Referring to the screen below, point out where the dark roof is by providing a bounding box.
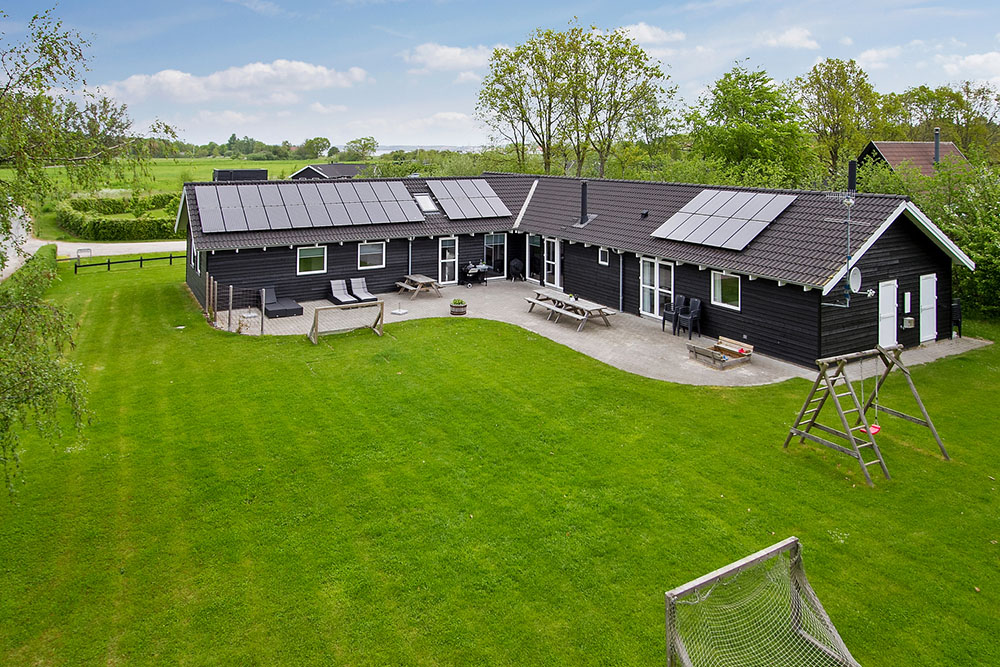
[290,163,366,180]
[860,141,968,177]
[183,174,532,252]
[509,174,909,288]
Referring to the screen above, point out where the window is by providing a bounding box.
[640,257,673,317]
[484,233,506,278]
[358,241,386,270]
[598,247,610,266]
[711,271,741,310]
[297,246,327,275]
[414,194,437,212]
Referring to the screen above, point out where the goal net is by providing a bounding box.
[309,301,384,344]
[666,537,860,667]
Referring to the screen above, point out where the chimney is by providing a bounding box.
[847,160,857,193]
[580,181,588,225]
[934,127,941,164]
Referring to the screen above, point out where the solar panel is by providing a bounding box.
[651,189,796,251]
[344,202,370,225]
[199,206,224,232]
[217,185,242,208]
[287,205,312,228]
[196,181,428,233]
[426,179,511,221]
[335,182,360,203]
[354,182,377,202]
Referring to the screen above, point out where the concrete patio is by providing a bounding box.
[214,279,990,387]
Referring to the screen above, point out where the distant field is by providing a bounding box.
[0,261,997,665]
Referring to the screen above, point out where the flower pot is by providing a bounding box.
[450,303,467,316]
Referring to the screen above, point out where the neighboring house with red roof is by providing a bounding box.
[858,137,969,177]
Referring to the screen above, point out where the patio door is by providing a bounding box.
[878,279,898,347]
[640,258,673,317]
[484,233,506,279]
[920,273,937,342]
[439,237,458,284]
[544,237,561,288]
[527,234,543,282]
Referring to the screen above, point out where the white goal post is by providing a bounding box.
[308,300,384,344]
[665,537,861,667]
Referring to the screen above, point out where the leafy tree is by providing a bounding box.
[1,8,171,488]
[342,136,378,162]
[688,61,815,187]
[299,136,331,159]
[792,58,895,177]
[327,145,341,158]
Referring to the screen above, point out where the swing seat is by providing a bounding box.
[860,424,881,435]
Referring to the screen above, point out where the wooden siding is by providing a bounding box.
[672,265,821,366]
[820,216,953,358]
[562,243,623,309]
[185,219,206,307]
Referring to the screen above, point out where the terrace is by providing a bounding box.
[213,279,986,386]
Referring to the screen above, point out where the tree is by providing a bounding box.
[341,136,378,162]
[299,136,331,159]
[688,61,816,187]
[1,8,172,488]
[327,145,341,158]
[792,58,894,177]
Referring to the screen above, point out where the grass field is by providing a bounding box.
[1,261,998,665]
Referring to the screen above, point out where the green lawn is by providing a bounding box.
[1,261,997,665]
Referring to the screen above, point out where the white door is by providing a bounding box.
[878,280,898,347]
[543,238,560,288]
[920,273,937,343]
[439,237,458,284]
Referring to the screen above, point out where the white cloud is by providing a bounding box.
[621,22,685,45]
[224,0,287,17]
[857,46,903,70]
[98,60,370,105]
[935,51,1000,81]
[309,102,348,114]
[402,43,496,74]
[840,36,854,47]
[760,27,819,50]
[454,71,481,84]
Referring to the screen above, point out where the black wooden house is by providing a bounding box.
[176,174,973,366]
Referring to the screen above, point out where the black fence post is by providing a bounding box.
[107,257,111,271]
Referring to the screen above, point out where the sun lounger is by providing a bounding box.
[330,279,359,305]
[263,287,303,318]
[349,277,378,303]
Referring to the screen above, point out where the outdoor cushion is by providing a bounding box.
[349,277,378,302]
[330,279,359,305]
[262,286,302,318]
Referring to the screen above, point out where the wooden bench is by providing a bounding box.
[395,281,419,292]
[525,296,588,329]
[687,336,754,370]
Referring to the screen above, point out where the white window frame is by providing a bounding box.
[414,194,437,212]
[296,245,327,276]
[639,257,674,318]
[598,247,610,266]
[357,241,386,270]
[711,271,741,311]
[483,233,506,279]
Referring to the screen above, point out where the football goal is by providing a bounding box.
[665,537,860,667]
[308,300,384,344]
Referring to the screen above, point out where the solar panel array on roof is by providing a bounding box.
[650,189,797,251]
[426,179,512,220]
[193,181,425,233]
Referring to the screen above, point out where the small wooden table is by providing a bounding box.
[526,287,616,331]
[396,274,442,300]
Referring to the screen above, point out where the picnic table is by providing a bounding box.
[395,274,442,300]
[525,287,616,332]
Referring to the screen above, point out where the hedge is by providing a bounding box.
[67,192,181,215]
[0,244,57,297]
[55,200,184,241]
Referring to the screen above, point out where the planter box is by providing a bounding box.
[687,337,754,370]
[450,304,467,316]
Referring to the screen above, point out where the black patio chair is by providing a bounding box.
[348,277,378,303]
[262,287,303,318]
[662,294,687,334]
[676,297,702,340]
[329,279,359,305]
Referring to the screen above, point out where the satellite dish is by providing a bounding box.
[849,267,863,293]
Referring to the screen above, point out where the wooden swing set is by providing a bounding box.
[784,344,949,486]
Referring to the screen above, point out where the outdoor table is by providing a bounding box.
[528,287,616,331]
[397,274,442,300]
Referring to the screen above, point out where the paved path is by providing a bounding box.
[1,209,184,281]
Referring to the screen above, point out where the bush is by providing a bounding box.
[55,200,183,241]
[67,192,180,216]
[0,244,58,299]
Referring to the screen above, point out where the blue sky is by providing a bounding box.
[5,1,1000,147]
